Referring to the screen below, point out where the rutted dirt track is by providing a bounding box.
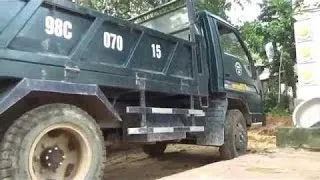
[104,145,220,180]
[103,116,320,180]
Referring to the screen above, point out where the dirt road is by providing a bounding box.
[161,148,320,180]
[104,145,220,180]
[104,116,320,180]
[103,128,276,180]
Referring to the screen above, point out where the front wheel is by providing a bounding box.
[0,104,106,180]
[219,109,248,160]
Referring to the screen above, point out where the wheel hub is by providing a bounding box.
[40,146,65,172]
[30,124,92,180]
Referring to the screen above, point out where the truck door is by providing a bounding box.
[216,22,263,116]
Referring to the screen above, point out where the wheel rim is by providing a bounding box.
[234,123,247,154]
[29,123,92,180]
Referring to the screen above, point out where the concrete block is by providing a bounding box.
[276,127,320,150]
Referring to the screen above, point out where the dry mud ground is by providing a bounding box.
[104,116,320,180]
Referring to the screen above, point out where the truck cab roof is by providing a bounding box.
[199,10,237,31]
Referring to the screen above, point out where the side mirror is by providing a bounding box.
[265,42,275,63]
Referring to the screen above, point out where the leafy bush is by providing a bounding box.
[264,89,291,115]
[269,107,291,117]
[264,90,277,113]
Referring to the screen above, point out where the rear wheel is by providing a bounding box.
[219,109,248,160]
[0,104,106,180]
[142,142,167,157]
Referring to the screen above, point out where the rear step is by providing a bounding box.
[126,106,205,135]
[126,106,205,116]
[128,126,204,135]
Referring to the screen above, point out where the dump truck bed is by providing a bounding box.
[0,0,207,96]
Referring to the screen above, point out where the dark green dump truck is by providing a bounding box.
[0,0,264,179]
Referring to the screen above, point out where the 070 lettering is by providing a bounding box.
[103,32,123,52]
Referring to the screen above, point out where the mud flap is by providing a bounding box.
[196,97,228,146]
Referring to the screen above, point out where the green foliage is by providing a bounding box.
[78,0,248,20]
[77,0,167,18]
[264,81,291,116]
[264,89,278,113]
[240,0,296,63]
[196,0,232,19]
[240,21,266,60]
[196,0,249,20]
[264,89,291,115]
[268,106,291,117]
[240,0,297,112]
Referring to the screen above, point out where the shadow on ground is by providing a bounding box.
[104,116,289,180]
[104,145,220,180]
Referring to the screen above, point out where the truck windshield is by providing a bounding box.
[130,0,191,41]
[218,26,248,63]
[218,24,252,77]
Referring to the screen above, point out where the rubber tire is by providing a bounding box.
[0,104,106,180]
[142,142,167,157]
[219,109,248,160]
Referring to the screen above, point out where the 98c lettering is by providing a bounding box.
[45,16,72,40]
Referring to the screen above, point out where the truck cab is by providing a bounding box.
[202,12,264,124]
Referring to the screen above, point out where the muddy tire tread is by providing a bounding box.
[0,104,106,180]
[219,109,248,160]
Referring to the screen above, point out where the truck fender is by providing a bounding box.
[0,78,122,123]
[226,93,251,126]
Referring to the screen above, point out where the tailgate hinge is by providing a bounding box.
[64,65,80,80]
